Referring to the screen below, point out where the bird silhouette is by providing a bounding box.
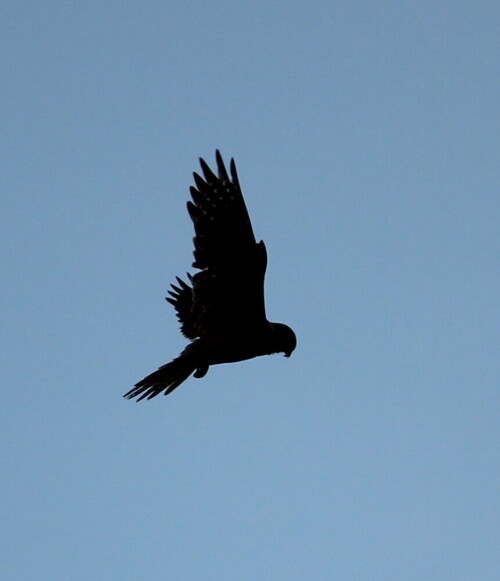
[125,151,296,401]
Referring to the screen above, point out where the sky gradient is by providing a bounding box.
[2,2,499,580]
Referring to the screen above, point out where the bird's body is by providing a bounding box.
[125,151,296,401]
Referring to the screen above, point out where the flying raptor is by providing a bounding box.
[125,151,296,401]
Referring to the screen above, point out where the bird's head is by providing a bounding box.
[269,322,297,358]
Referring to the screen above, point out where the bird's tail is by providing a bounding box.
[124,355,195,401]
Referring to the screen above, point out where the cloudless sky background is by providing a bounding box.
[2,1,499,579]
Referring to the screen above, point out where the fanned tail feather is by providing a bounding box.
[124,356,195,401]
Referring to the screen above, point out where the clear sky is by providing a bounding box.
[2,2,499,580]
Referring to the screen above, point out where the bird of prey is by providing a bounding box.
[125,151,296,401]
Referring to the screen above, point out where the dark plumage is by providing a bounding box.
[125,151,296,401]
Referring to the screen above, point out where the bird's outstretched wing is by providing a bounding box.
[187,150,268,337]
[165,275,197,339]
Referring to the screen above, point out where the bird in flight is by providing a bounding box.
[125,151,296,401]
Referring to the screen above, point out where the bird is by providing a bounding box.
[124,151,296,401]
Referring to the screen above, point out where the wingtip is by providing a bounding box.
[215,149,231,182]
[230,157,239,186]
[199,157,217,182]
[186,200,197,219]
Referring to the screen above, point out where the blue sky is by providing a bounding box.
[2,1,499,579]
